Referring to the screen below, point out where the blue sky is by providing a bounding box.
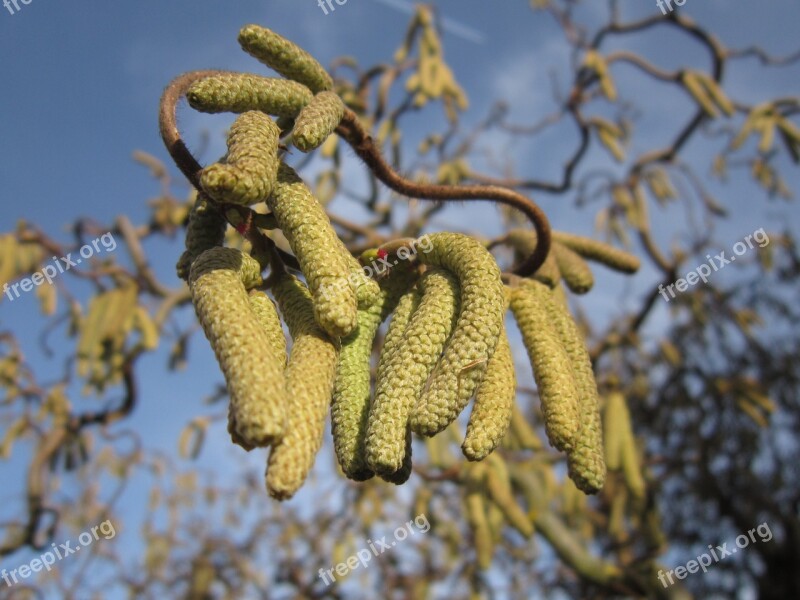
[1,0,799,596]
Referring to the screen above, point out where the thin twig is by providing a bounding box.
[336,109,552,276]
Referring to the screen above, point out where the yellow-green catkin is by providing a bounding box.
[186,73,313,118]
[366,267,460,476]
[331,265,418,480]
[508,404,544,451]
[505,229,561,287]
[238,24,334,94]
[409,233,506,436]
[227,290,288,451]
[603,392,626,471]
[267,163,358,337]
[604,392,645,499]
[200,111,281,205]
[509,281,580,453]
[248,291,287,362]
[552,231,640,273]
[552,241,594,294]
[292,91,345,152]
[267,273,340,500]
[188,248,286,449]
[485,454,534,538]
[176,194,227,281]
[378,282,422,365]
[342,244,381,309]
[462,324,516,461]
[379,427,413,486]
[526,279,606,494]
[464,462,494,570]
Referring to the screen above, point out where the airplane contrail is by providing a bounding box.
[370,0,487,44]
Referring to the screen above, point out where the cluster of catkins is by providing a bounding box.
[174,24,640,500]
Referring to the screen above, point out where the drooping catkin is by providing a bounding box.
[292,91,345,152]
[523,279,606,494]
[462,323,516,461]
[331,265,418,481]
[485,454,534,538]
[604,392,645,498]
[552,231,640,274]
[356,281,421,482]
[238,24,334,94]
[366,267,460,476]
[505,229,561,287]
[508,404,544,451]
[378,281,421,362]
[268,163,358,337]
[342,243,381,309]
[620,420,646,500]
[267,273,340,500]
[186,73,313,118]
[603,392,626,471]
[409,233,506,436]
[200,111,281,205]
[188,248,286,449]
[379,427,413,486]
[463,462,494,570]
[176,194,227,281]
[509,282,580,453]
[551,241,594,294]
[226,290,288,451]
[248,290,287,363]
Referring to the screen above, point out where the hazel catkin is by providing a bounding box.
[266,273,340,500]
[551,241,594,294]
[464,462,494,570]
[267,163,358,338]
[227,290,288,451]
[552,231,640,274]
[176,194,227,281]
[331,264,418,480]
[366,267,460,476]
[524,279,606,494]
[200,111,281,205]
[485,454,534,538]
[462,323,516,461]
[505,229,561,287]
[409,233,506,436]
[291,91,345,152]
[186,73,313,118]
[509,282,580,453]
[248,290,287,363]
[188,248,286,449]
[238,24,334,94]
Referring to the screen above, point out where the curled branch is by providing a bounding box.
[160,70,552,276]
[336,109,551,276]
[159,70,228,190]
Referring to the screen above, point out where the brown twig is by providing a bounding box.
[336,109,552,276]
[158,70,228,190]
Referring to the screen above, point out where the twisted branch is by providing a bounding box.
[159,72,552,277]
[335,109,551,276]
